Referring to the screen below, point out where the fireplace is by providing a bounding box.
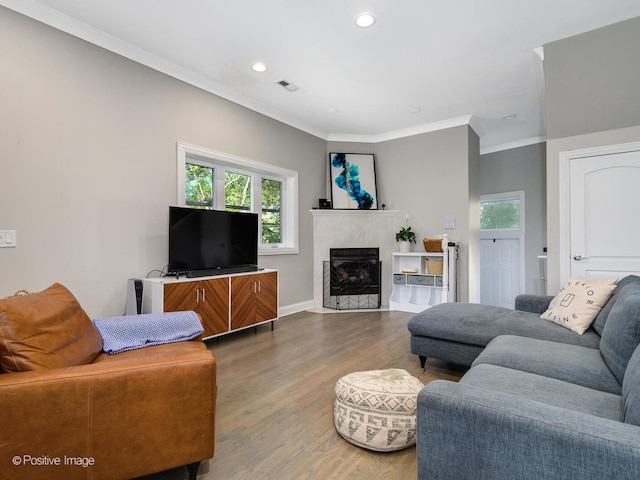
[323,247,381,310]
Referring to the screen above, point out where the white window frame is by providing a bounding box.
[177,142,298,255]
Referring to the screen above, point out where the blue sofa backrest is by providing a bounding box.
[593,275,640,335]
[622,343,640,426]
[599,278,640,384]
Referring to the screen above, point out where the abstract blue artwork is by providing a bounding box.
[329,153,378,210]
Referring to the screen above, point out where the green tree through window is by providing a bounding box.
[480,199,520,229]
[262,178,282,244]
[225,172,251,212]
[185,164,213,208]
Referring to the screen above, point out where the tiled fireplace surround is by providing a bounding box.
[310,209,400,310]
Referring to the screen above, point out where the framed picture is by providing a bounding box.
[329,153,378,210]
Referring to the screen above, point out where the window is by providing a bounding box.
[225,171,251,212]
[177,142,298,255]
[261,178,282,244]
[480,193,523,230]
[185,164,214,209]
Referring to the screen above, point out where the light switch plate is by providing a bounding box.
[0,230,17,248]
[444,217,456,230]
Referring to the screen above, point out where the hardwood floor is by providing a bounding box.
[145,310,465,480]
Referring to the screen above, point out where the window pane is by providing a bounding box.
[480,199,520,229]
[185,163,213,209]
[225,172,251,212]
[262,178,282,244]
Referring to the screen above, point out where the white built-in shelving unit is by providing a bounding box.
[390,238,457,313]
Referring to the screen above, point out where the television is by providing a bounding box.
[168,206,259,278]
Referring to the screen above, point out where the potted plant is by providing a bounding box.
[395,226,416,252]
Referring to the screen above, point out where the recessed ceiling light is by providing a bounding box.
[502,114,517,120]
[251,62,267,73]
[328,108,340,115]
[409,107,422,114]
[355,12,376,28]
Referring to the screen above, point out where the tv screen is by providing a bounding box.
[168,206,259,277]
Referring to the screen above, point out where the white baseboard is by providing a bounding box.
[279,299,315,317]
[279,299,393,316]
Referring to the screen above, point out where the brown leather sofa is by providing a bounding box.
[0,283,216,480]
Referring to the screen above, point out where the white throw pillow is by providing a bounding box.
[540,277,618,334]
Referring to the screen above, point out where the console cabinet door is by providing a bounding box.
[230,272,278,330]
[255,271,278,323]
[163,279,230,337]
[199,278,230,336]
[164,282,199,312]
[230,274,257,330]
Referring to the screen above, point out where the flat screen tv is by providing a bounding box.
[168,206,259,277]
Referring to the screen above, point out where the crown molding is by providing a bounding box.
[327,115,483,144]
[480,136,547,155]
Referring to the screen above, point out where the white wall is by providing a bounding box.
[0,8,325,317]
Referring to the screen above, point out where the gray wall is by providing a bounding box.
[0,8,326,317]
[328,125,480,302]
[478,143,547,293]
[544,16,640,292]
[545,16,640,139]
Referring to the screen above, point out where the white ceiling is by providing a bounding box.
[5,0,640,152]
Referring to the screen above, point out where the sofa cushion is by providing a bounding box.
[592,275,640,335]
[622,344,640,426]
[0,283,102,372]
[407,303,601,350]
[599,287,640,385]
[461,364,623,421]
[472,335,621,394]
[540,278,617,334]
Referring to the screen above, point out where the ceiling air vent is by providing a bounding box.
[277,80,300,92]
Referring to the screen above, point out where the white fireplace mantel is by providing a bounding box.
[309,209,400,217]
[311,209,401,310]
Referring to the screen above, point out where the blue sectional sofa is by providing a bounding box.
[410,275,640,479]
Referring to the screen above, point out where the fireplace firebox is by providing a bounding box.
[323,247,381,310]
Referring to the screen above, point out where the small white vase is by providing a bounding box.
[399,241,411,253]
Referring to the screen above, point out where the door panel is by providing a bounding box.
[164,282,198,312]
[200,277,230,336]
[570,149,640,279]
[480,238,521,308]
[255,272,278,322]
[230,275,257,330]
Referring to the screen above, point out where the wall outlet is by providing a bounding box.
[0,230,17,248]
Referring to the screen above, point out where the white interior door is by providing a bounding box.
[480,237,521,308]
[563,143,640,280]
[480,191,525,308]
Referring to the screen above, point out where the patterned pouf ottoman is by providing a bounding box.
[334,368,423,452]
